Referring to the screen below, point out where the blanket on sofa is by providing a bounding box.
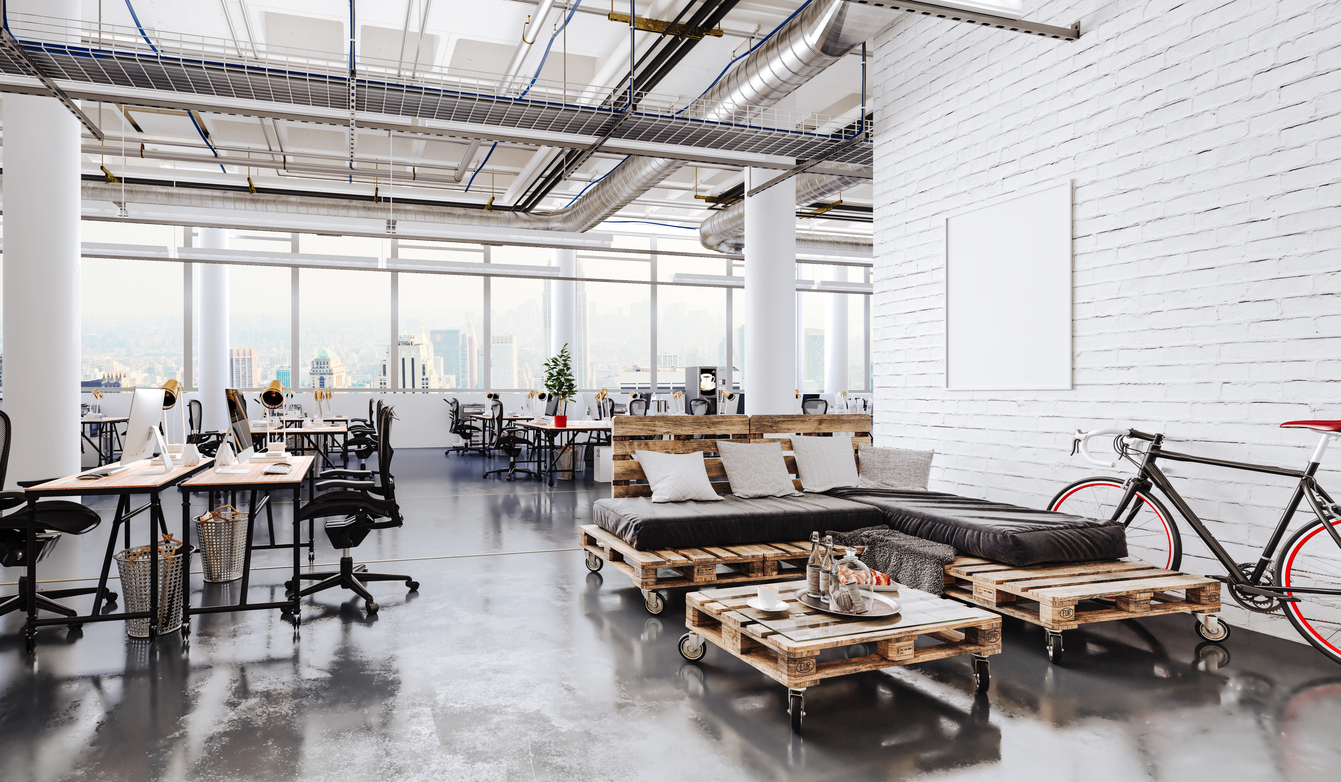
[827,525,956,595]
[828,488,1128,567]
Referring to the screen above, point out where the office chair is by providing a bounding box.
[483,400,538,481]
[599,397,615,419]
[185,398,224,457]
[0,410,110,627]
[290,406,417,614]
[688,398,710,416]
[629,398,649,416]
[344,400,385,469]
[444,398,485,456]
[801,397,829,415]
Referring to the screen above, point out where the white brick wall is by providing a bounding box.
[871,0,1341,642]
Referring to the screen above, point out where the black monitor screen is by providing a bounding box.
[225,389,253,454]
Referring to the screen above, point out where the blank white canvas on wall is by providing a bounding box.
[945,181,1072,390]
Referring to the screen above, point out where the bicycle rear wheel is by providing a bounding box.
[1049,477,1182,571]
[1278,519,1341,665]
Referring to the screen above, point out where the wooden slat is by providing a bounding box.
[1032,573,1220,602]
[614,415,749,437]
[750,414,872,434]
[612,457,731,482]
[613,439,731,456]
[767,435,871,452]
[970,561,1156,585]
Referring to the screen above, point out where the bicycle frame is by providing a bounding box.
[1108,430,1341,598]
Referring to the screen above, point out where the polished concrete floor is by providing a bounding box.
[2,449,1340,781]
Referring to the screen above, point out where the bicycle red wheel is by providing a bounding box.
[1049,477,1182,571]
[1278,519,1341,666]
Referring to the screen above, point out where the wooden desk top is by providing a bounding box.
[519,419,612,431]
[251,422,348,434]
[26,459,213,495]
[471,413,535,421]
[181,455,316,489]
[81,416,128,424]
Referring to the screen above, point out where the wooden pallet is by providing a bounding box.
[579,524,812,591]
[943,556,1222,631]
[686,582,1001,690]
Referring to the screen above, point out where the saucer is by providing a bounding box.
[746,597,789,614]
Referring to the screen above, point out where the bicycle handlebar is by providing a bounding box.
[1073,428,1131,468]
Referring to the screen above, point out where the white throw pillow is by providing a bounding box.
[857,446,934,490]
[635,450,723,503]
[717,440,801,498]
[790,435,860,492]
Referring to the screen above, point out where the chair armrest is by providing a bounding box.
[315,478,377,491]
[16,479,60,489]
[319,468,373,478]
[0,492,28,512]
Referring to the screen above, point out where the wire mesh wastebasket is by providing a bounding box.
[195,505,248,582]
[114,536,187,638]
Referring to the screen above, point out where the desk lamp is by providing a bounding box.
[261,380,287,453]
[161,379,203,465]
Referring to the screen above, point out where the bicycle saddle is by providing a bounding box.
[1280,420,1341,432]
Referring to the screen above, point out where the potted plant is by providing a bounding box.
[542,344,577,428]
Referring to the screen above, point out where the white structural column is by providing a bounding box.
[1,0,82,485]
[825,265,850,394]
[197,228,231,431]
[550,248,577,356]
[743,168,797,414]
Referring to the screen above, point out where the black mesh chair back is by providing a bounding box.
[629,398,649,416]
[802,398,829,415]
[544,395,561,417]
[688,398,710,416]
[187,399,203,435]
[447,397,462,426]
[0,408,10,488]
[376,406,399,514]
[599,397,614,418]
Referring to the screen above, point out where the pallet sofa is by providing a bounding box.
[579,414,1222,661]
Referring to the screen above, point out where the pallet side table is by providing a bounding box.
[943,556,1223,663]
[681,581,1002,732]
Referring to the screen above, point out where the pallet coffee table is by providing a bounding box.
[680,581,1002,733]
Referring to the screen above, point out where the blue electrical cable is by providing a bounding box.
[561,156,628,207]
[602,220,697,230]
[675,0,814,116]
[123,0,226,172]
[469,0,584,193]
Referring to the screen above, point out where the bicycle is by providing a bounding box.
[1050,421,1341,665]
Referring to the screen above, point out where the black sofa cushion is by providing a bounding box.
[592,493,885,551]
[830,488,1127,567]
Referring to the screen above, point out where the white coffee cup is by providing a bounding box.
[756,584,784,610]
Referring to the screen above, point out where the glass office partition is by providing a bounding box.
[298,268,390,389]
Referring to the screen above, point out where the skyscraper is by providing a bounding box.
[491,334,517,389]
[229,347,257,388]
[429,329,462,388]
[380,333,442,389]
[804,328,825,388]
[275,365,291,388]
[462,319,480,389]
[310,349,348,389]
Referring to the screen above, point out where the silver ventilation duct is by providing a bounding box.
[699,170,871,253]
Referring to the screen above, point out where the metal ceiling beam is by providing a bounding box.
[0,29,104,139]
[879,1,1080,40]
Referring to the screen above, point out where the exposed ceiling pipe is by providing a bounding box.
[699,171,872,254]
[453,139,482,182]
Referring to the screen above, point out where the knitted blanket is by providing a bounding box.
[827,525,956,595]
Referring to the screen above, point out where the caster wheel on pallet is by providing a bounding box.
[678,633,706,661]
[972,656,991,693]
[644,591,666,615]
[585,551,604,572]
[788,691,805,734]
[1046,632,1064,664]
[366,601,379,614]
[1195,615,1230,642]
[406,580,420,592]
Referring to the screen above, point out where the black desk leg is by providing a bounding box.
[307,471,316,560]
[290,483,301,635]
[24,498,38,653]
[148,492,160,641]
[238,489,258,607]
[181,487,192,637]
[92,495,129,616]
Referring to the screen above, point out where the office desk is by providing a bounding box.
[518,420,611,486]
[179,456,316,635]
[252,422,348,468]
[80,416,128,466]
[21,459,212,651]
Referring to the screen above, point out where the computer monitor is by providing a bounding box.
[224,389,256,463]
[118,387,166,465]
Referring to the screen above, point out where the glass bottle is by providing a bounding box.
[805,532,823,598]
[818,535,835,599]
[828,546,874,614]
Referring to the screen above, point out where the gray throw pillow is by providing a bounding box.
[635,450,723,503]
[718,440,802,498]
[790,435,859,492]
[858,446,934,490]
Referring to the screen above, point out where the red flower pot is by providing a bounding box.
[554,415,568,428]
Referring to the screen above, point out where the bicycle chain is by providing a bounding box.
[1229,562,1282,614]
